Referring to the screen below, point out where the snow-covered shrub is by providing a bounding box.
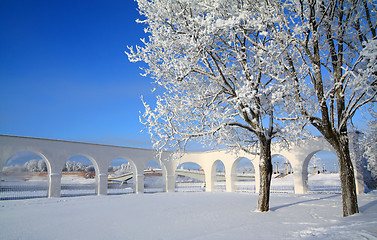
[37,160,47,172]
[24,160,39,172]
[63,161,85,172]
[363,109,377,189]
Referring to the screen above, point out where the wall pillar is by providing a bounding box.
[134,174,144,194]
[97,173,108,195]
[48,173,62,198]
[225,171,235,192]
[293,171,308,194]
[354,168,365,195]
[165,175,176,192]
[205,170,213,192]
[349,130,365,194]
[352,154,365,195]
[254,166,260,193]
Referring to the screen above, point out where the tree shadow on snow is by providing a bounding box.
[269,194,340,211]
[359,199,377,213]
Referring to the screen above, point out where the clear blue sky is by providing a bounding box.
[0,1,342,171]
[0,0,154,148]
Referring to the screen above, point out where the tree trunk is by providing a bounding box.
[257,137,273,212]
[327,133,359,217]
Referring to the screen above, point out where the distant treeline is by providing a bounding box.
[3,159,47,173]
[3,160,95,173]
[3,160,130,174]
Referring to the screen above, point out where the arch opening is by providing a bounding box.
[144,160,163,193]
[306,151,340,192]
[175,162,205,192]
[213,160,226,192]
[107,158,135,195]
[1,151,49,200]
[233,158,255,192]
[271,155,294,193]
[60,155,97,197]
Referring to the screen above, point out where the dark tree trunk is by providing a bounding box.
[257,137,273,212]
[327,133,359,217]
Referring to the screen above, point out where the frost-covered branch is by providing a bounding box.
[130,0,302,154]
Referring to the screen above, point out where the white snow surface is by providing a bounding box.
[1,191,377,240]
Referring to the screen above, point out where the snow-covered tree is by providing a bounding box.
[37,160,47,172]
[258,0,376,216]
[128,0,376,216]
[3,164,25,174]
[24,160,39,172]
[63,161,85,172]
[363,104,377,189]
[128,0,303,212]
[9,159,47,173]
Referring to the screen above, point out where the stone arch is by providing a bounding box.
[144,160,163,193]
[303,151,319,177]
[303,150,338,174]
[270,154,294,193]
[1,150,52,175]
[74,154,99,174]
[230,157,256,192]
[304,150,340,192]
[1,150,51,200]
[209,159,226,192]
[107,157,136,195]
[60,154,98,197]
[175,162,205,192]
[271,154,293,175]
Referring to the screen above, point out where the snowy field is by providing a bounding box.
[0,190,376,240]
[0,174,375,239]
[0,173,342,200]
[0,174,376,240]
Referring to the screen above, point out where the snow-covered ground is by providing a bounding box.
[0,191,376,240]
[1,173,342,199]
[1,173,376,239]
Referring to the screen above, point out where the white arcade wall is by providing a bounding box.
[0,135,365,197]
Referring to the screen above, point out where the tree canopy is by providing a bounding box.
[127,0,376,216]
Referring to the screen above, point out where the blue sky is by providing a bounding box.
[0,0,341,170]
[0,0,154,148]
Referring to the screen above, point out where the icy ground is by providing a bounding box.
[0,191,376,240]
